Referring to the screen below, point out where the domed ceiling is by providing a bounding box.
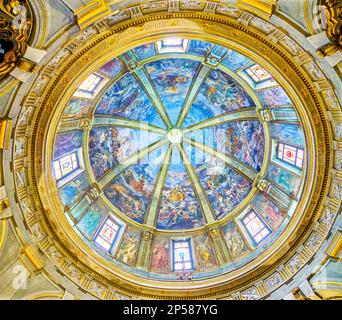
[52,38,306,280]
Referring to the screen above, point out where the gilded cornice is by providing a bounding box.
[317,0,342,57]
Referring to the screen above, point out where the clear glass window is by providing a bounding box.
[162,38,184,47]
[157,38,188,53]
[78,74,102,93]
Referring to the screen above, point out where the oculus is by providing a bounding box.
[167,129,183,144]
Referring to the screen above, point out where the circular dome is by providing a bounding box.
[51,38,307,282]
[87,47,266,232]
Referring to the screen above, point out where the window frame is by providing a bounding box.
[93,217,121,253]
[244,63,272,83]
[277,141,304,169]
[77,74,102,94]
[54,151,80,181]
[242,209,272,245]
[171,239,195,272]
[157,38,189,53]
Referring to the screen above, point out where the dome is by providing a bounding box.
[52,38,306,281]
[3,0,340,301]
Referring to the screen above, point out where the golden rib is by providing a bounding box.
[98,139,168,189]
[178,144,216,224]
[133,69,172,129]
[93,116,167,135]
[183,108,258,133]
[144,145,172,227]
[183,137,257,181]
[176,64,212,128]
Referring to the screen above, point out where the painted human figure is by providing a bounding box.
[225,224,248,259]
[263,203,283,227]
[117,235,138,266]
[152,241,169,271]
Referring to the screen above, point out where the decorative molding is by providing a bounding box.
[0,118,12,149]
[74,0,111,30]
[237,0,277,20]
[0,0,33,80]
[317,0,341,57]
[325,230,342,259]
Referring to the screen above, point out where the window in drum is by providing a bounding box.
[157,38,188,53]
[242,210,271,244]
[172,239,194,272]
[54,152,79,180]
[245,64,272,82]
[277,142,304,169]
[94,218,120,251]
[78,74,102,93]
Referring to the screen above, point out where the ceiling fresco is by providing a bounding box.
[183,69,255,128]
[95,73,166,128]
[145,58,200,125]
[52,38,306,280]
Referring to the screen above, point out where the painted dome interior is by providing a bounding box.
[52,38,306,280]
